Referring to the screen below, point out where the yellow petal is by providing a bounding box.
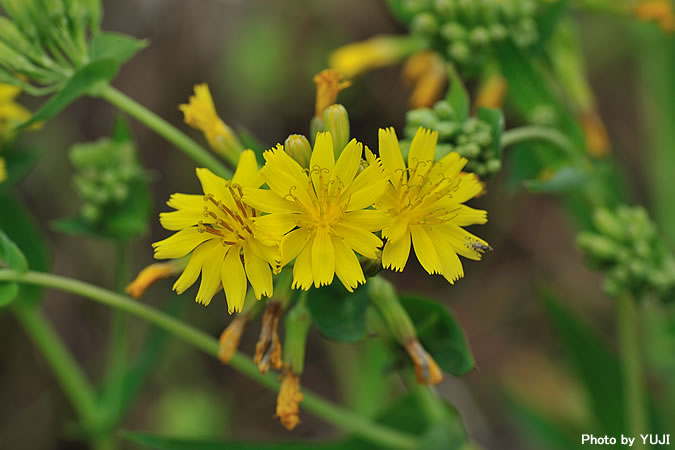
[382,232,411,272]
[332,236,365,292]
[343,209,388,232]
[196,243,227,306]
[312,229,335,288]
[453,173,483,203]
[167,193,204,210]
[281,227,311,266]
[243,242,273,299]
[332,138,361,189]
[425,226,464,284]
[233,149,264,188]
[378,127,406,184]
[407,127,438,171]
[159,210,203,230]
[222,245,247,313]
[292,236,314,290]
[382,217,409,242]
[334,223,382,259]
[452,205,487,226]
[309,132,335,191]
[261,146,313,207]
[254,213,298,238]
[172,239,222,294]
[440,222,489,261]
[411,225,443,275]
[243,188,295,214]
[346,159,389,211]
[153,227,213,259]
[196,167,231,200]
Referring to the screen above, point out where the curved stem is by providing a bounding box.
[95,84,233,179]
[12,305,100,428]
[0,269,418,449]
[617,294,648,449]
[501,126,578,161]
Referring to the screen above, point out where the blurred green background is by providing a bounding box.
[0,0,672,449]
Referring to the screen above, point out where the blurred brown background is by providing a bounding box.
[0,1,655,449]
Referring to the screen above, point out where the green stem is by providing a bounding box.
[12,305,99,428]
[501,126,578,162]
[95,84,233,179]
[0,270,418,449]
[617,294,648,448]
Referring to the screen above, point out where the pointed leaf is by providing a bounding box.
[446,70,469,123]
[307,284,368,343]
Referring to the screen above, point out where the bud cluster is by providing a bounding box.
[577,206,675,301]
[397,0,540,69]
[404,99,502,177]
[69,138,145,224]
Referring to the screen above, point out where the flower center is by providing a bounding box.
[392,160,462,226]
[198,183,256,245]
[292,165,349,233]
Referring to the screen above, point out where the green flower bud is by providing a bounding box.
[457,134,469,145]
[406,108,438,128]
[470,27,491,46]
[81,203,100,223]
[485,158,502,174]
[449,41,472,63]
[282,297,312,374]
[474,130,492,147]
[434,0,457,18]
[322,104,350,156]
[432,100,455,120]
[402,0,431,15]
[592,209,626,243]
[284,134,312,169]
[360,254,383,278]
[411,13,439,35]
[577,232,618,261]
[463,143,481,158]
[440,22,466,41]
[436,121,459,140]
[111,184,129,203]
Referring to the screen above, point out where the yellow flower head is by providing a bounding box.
[313,69,351,118]
[153,150,278,313]
[377,127,489,283]
[244,132,389,291]
[179,83,243,162]
[634,0,675,31]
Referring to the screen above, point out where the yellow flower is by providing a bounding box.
[377,127,489,283]
[153,150,278,313]
[179,83,243,164]
[0,83,31,138]
[244,132,389,291]
[313,69,351,118]
[634,0,675,31]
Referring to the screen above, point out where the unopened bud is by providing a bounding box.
[125,259,186,299]
[284,134,311,169]
[405,339,444,385]
[592,209,625,243]
[322,104,350,157]
[360,252,383,278]
[577,232,618,262]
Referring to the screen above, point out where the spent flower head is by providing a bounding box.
[153,150,279,313]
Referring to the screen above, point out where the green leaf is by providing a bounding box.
[0,193,48,305]
[385,0,416,25]
[539,290,625,436]
[88,32,148,66]
[476,107,504,160]
[399,295,474,376]
[0,147,42,192]
[524,167,589,193]
[20,59,120,128]
[306,284,368,343]
[446,69,469,123]
[533,0,570,52]
[53,179,151,239]
[0,228,28,307]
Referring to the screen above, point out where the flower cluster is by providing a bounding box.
[577,206,675,301]
[153,126,489,312]
[398,0,540,69]
[404,99,503,178]
[70,137,146,224]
